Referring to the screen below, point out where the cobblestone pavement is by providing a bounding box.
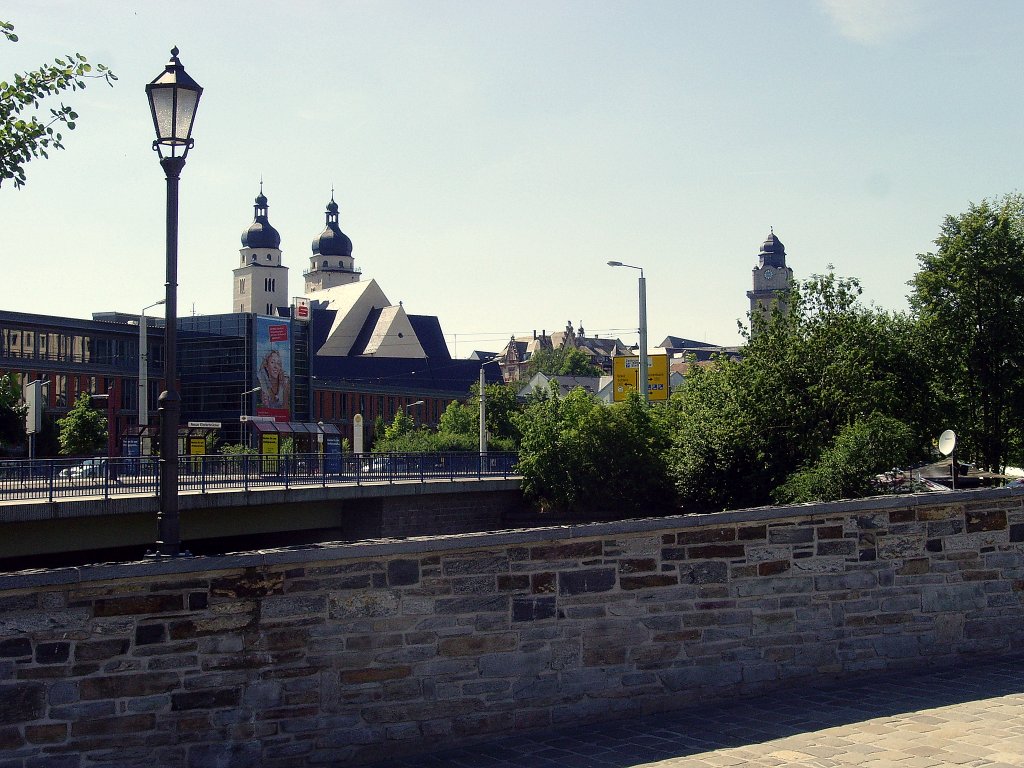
[368,655,1024,767]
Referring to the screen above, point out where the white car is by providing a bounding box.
[59,458,107,480]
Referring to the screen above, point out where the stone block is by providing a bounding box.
[620,574,678,590]
[0,638,30,658]
[187,741,261,768]
[618,558,657,574]
[439,634,516,657]
[451,576,497,595]
[679,561,729,584]
[921,583,986,613]
[210,571,283,599]
[93,595,183,617]
[70,713,155,736]
[25,722,67,744]
[134,624,166,646]
[34,642,70,665]
[676,528,736,545]
[817,540,856,557]
[76,639,129,662]
[687,544,746,559]
[329,590,399,619]
[529,542,602,561]
[769,526,814,544]
[80,673,178,701]
[497,574,529,591]
[443,555,508,575]
[738,525,767,541]
[558,568,616,595]
[435,595,508,614]
[966,509,1007,533]
[171,688,240,711]
[512,597,557,623]
[0,682,45,725]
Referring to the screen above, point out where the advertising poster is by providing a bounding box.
[255,317,291,422]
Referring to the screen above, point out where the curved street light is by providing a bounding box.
[607,261,648,404]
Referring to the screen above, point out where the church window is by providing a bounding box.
[338,261,343,268]
[322,260,328,268]
[266,254,271,261]
[239,278,245,294]
[251,254,257,263]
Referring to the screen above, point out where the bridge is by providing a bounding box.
[0,452,523,567]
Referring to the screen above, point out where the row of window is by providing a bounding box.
[314,390,443,425]
[0,326,161,368]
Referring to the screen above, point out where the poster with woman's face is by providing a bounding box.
[255,317,291,421]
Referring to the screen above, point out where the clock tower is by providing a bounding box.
[747,229,793,322]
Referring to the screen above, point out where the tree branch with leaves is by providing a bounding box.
[1,20,117,189]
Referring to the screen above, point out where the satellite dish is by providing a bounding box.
[938,429,957,457]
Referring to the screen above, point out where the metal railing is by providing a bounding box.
[0,452,520,503]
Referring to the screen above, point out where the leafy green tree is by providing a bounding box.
[668,272,931,509]
[1,20,117,189]
[57,392,106,456]
[384,411,415,441]
[773,413,916,504]
[0,372,26,450]
[527,346,602,377]
[514,389,674,515]
[909,194,1024,471]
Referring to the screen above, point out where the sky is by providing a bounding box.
[3,0,1024,355]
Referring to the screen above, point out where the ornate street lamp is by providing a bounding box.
[146,48,202,557]
[607,261,649,404]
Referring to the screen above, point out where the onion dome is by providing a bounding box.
[312,194,353,257]
[758,228,786,268]
[241,186,281,249]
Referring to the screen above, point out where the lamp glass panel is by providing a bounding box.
[173,88,199,143]
[149,86,176,141]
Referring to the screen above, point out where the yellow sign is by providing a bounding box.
[261,433,279,472]
[189,437,205,457]
[612,354,669,402]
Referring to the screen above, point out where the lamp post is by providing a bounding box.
[240,386,261,447]
[146,47,202,557]
[607,261,648,404]
[138,299,165,451]
[405,400,424,428]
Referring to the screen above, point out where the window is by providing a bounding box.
[266,303,272,315]
[322,260,328,268]
[239,278,245,294]
[266,254,271,262]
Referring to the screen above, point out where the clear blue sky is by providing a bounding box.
[3,1,1023,353]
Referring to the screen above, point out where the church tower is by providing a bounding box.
[233,186,288,315]
[305,194,359,294]
[746,229,794,321]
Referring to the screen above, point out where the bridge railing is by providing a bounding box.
[0,452,520,503]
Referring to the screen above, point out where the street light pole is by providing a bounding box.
[138,300,165,446]
[607,261,649,404]
[147,47,202,557]
[405,400,424,429]
[240,386,261,447]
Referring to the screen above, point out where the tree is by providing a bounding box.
[57,393,107,456]
[1,20,117,189]
[0,372,26,451]
[773,413,916,504]
[668,272,931,510]
[527,346,602,377]
[909,194,1024,471]
[514,389,675,515]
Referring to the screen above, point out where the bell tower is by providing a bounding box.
[233,185,288,315]
[305,193,360,294]
[747,228,793,322]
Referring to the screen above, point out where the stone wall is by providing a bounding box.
[1,488,1023,766]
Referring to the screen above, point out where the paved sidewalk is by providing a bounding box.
[369,655,1024,767]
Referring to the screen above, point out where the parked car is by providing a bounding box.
[59,458,107,480]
